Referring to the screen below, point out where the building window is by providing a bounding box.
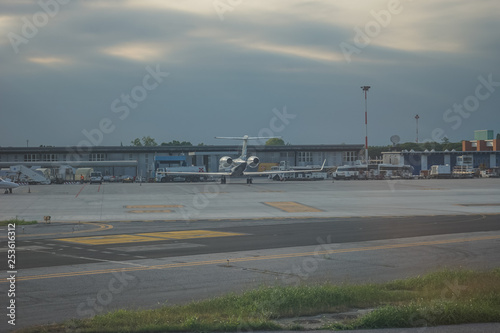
[89,153,106,161]
[319,152,326,163]
[65,154,84,162]
[457,155,473,167]
[298,152,313,163]
[42,154,57,162]
[24,154,40,162]
[343,151,357,163]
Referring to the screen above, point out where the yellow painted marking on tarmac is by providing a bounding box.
[57,230,243,245]
[57,234,165,245]
[128,210,173,213]
[11,234,500,282]
[125,205,183,209]
[137,230,245,240]
[264,201,323,213]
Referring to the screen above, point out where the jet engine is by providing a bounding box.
[247,156,260,168]
[219,156,234,168]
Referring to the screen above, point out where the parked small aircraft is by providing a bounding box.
[158,135,326,183]
[0,178,19,193]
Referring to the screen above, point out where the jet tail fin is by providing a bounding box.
[319,159,326,171]
[215,135,281,160]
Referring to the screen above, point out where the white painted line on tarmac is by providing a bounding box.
[73,256,147,267]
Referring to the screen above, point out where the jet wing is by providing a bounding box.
[0,178,19,190]
[243,160,326,176]
[157,171,232,176]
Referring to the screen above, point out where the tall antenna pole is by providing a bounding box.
[415,114,420,143]
[361,86,371,164]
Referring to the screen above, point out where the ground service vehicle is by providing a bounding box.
[430,165,451,179]
[154,156,207,182]
[90,171,103,184]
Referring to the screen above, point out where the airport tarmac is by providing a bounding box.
[1,178,500,332]
[1,177,500,222]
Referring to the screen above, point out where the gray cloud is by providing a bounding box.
[1,0,499,147]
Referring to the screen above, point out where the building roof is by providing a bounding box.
[382,150,499,154]
[0,144,365,155]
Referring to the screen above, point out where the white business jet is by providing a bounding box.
[158,135,326,184]
[0,178,19,194]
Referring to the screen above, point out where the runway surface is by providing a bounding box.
[1,178,499,331]
[2,177,500,222]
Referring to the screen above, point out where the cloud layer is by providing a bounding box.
[1,0,499,147]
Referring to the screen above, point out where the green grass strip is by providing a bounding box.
[0,218,37,226]
[15,268,500,333]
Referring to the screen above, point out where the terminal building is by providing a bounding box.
[0,144,365,180]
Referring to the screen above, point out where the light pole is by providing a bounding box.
[361,86,371,164]
[415,114,420,143]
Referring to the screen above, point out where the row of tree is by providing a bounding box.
[368,139,463,157]
[131,136,465,157]
[130,136,286,147]
[130,136,201,147]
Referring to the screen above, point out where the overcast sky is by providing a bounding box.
[1,0,499,148]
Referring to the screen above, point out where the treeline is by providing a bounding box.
[130,136,204,147]
[131,137,286,147]
[369,140,462,157]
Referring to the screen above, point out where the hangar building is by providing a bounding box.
[0,144,364,179]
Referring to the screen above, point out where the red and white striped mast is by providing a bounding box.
[361,86,371,164]
[415,114,420,143]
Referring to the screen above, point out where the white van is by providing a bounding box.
[90,171,103,184]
